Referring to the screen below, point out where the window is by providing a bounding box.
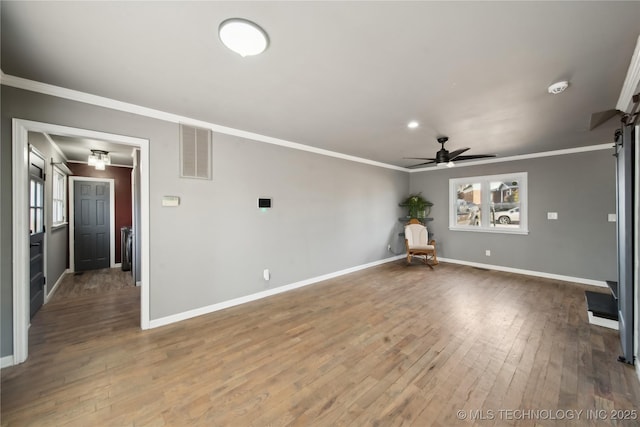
[30,178,44,234]
[449,172,528,234]
[52,167,67,226]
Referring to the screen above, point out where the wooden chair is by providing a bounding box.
[404,219,438,268]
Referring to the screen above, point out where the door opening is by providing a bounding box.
[11,119,150,366]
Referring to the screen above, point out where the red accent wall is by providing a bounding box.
[68,164,132,263]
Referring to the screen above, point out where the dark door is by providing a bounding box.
[74,181,110,271]
[29,149,46,319]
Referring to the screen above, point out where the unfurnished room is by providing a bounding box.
[1,1,640,426]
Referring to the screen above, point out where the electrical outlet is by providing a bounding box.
[263,269,270,281]
[485,250,491,256]
[387,244,391,251]
[547,212,558,220]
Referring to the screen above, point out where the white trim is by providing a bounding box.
[1,72,621,173]
[150,255,405,328]
[11,119,30,364]
[437,257,608,288]
[44,268,70,304]
[69,177,116,270]
[616,35,640,113]
[587,311,619,330]
[11,119,151,366]
[1,355,14,369]
[43,133,69,162]
[114,263,122,269]
[0,72,405,172]
[408,143,613,172]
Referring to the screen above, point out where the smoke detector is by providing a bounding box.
[548,81,569,95]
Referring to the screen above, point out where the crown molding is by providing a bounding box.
[617,35,640,113]
[0,71,617,174]
[407,143,613,173]
[0,72,406,172]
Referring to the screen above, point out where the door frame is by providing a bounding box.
[12,119,151,365]
[69,177,116,271]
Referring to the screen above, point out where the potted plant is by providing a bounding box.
[399,193,433,219]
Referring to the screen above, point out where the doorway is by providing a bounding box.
[11,119,150,365]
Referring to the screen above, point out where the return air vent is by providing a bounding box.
[180,124,212,180]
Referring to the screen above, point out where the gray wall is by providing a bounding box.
[28,132,69,298]
[0,85,11,359]
[1,85,408,356]
[409,149,617,281]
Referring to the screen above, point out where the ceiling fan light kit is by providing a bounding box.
[547,81,569,95]
[219,18,269,57]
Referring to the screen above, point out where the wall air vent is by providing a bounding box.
[180,124,212,180]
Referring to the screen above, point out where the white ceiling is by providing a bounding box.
[3,1,640,168]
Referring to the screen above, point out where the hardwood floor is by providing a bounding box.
[2,262,639,426]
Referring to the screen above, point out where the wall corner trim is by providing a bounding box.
[149,255,405,329]
[617,34,640,113]
[437,257,608,288]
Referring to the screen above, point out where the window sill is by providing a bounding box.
[449,226,529,235]
[52,222,68,231]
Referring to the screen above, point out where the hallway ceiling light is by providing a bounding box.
[219,18,269,57]
[88,149,110,170]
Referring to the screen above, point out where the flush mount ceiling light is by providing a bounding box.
[219,18,269,57]
[548,81,569,95]
[88,149,110,170]
[407,121,419,129]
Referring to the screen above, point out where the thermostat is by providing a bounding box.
[258,198,272,208]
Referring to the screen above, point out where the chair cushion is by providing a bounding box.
[409,244,435,251]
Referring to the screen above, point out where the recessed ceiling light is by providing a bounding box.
[219,18,269,57]
[407,121,419,129]
[548,81,569,95]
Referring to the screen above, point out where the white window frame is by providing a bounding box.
[449,172,528,235]
[52,166,67,226]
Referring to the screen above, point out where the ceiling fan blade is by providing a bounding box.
[403,157,436,161]
[407,160,436,168]
[454,154,497,161]
[448,148,470,160]
[589,109,620,130]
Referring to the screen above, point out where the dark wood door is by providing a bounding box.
[74,181,110,271]
[29,150,46,319]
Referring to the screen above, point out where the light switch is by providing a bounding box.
[162,196,180,207]
[608,213,617,222]
[547,212,558,220]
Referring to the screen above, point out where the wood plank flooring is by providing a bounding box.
[2,262,639,426]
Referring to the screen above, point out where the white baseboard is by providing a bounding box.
[437,257,608,288]
[45,268,70,303]
[1,354,15,368]
[113,263,122,269]
[150,255,405,329]
[587,311,619,330]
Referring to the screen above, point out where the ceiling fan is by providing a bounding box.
[405,136,496,168]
